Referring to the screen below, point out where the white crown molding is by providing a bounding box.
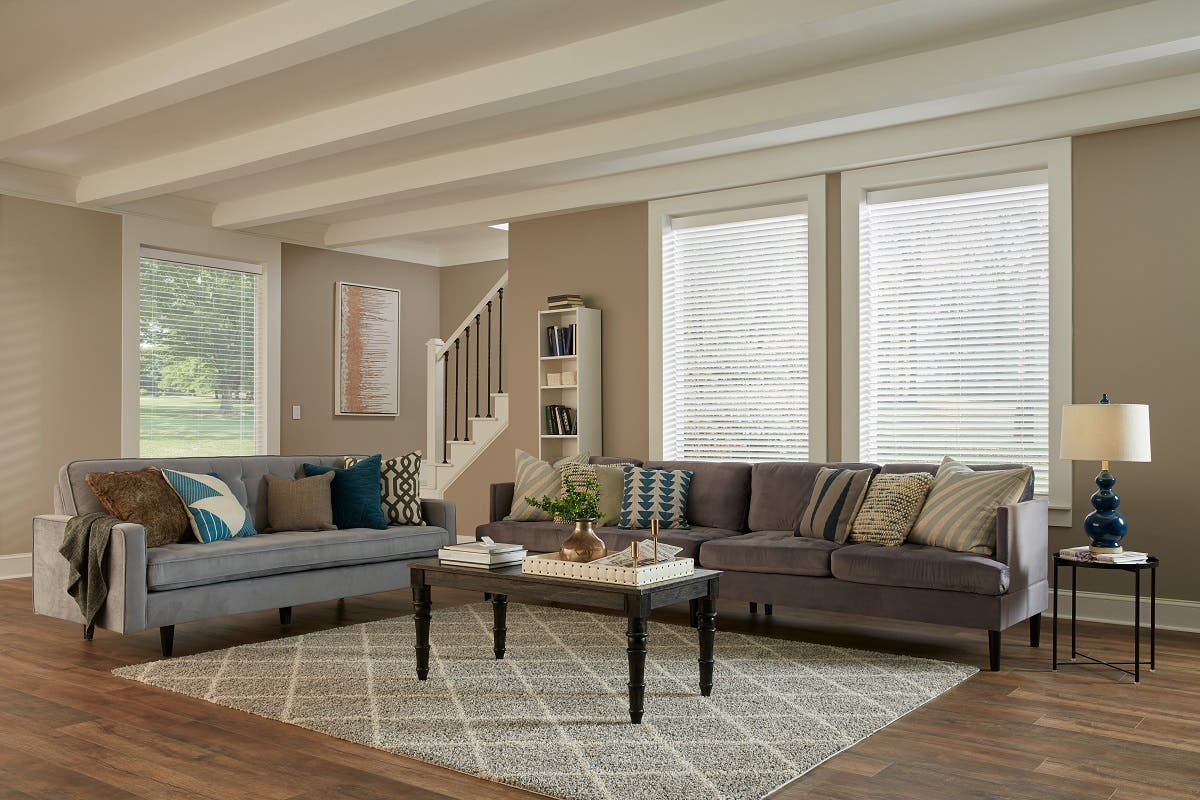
[0,553,32,581]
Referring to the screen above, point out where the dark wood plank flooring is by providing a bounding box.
[1,577,1197,799]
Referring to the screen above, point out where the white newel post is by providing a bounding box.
[426,338,446,478]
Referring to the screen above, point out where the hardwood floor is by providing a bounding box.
[1,577,1197,800]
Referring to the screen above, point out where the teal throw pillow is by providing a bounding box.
[303,454,387,530]
[160,468,257,543]
[618,465,692,529]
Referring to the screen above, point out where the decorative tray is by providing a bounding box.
[521,553,695,586]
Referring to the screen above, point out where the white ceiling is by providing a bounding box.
[2,0,1198,266]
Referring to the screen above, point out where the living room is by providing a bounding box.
[2,2,1198,799]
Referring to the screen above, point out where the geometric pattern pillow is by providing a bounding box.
[159,468,257,543]
[795,467,873,543]
[849,472,936,547]
[618,465,692,529]
[559,462,626,526]
[504,450,589,522]
[908,457,1033,555]
[346,453,424,526]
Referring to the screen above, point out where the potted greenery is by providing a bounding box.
[525,474,606,562]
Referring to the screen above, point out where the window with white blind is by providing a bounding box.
[661,205,812,461]
[138,251,264,457]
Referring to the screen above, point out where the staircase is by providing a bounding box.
[422,274,508,498]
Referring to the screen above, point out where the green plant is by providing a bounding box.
[526,474,601,521]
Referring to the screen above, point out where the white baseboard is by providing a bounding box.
[0,552,32,580]
[1054,588,1200,633]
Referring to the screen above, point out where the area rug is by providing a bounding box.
[115,603,975,800]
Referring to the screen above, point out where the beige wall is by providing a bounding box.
[439,259,507,340]
[278,244,438,458]
[0,196,122,557]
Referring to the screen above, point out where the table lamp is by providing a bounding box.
[1060,394,1151,553]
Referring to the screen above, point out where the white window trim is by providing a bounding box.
[121,216,282,457]
[839,139,1072,525]
[647,175,827,461]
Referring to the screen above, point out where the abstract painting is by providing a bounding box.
[335,281,400,415]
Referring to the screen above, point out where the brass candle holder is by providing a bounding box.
[650,518,659,563]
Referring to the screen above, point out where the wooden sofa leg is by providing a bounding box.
[160,626,175,658]
[83,623,94,640]
[279,607,292,626]
[749,602,758,614]
[1029,613,1042,648]
[765,604,773,616]
[988,629,1001,671]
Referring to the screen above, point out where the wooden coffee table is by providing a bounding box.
[407,559,721,724]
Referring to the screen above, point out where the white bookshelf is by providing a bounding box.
[537,307,601,461]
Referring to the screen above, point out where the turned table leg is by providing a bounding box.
[492,593,508,659]
[412,581,432,680]
[626,614,648,724]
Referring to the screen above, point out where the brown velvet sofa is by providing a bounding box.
[477,457,1048,670]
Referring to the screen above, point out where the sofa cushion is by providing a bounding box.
[795,467,873,543]
[505,450,589,521]
[880,462,1035,502]
[84,467,191,547]
[698,531,839,576]
[262,472,336,533]
[346,453,425,526]
[161,468,257,543]
[748,461,879,532]
[304,454,387,530]
[475,521,737,560]
[619,465,693,529]
[849,472,935,547]
[642,460,751,531]
[146,526,451,591]
[561,463,625,525]
[908,457,1032,556]
[831,542,1010,596]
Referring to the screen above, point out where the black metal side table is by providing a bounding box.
[1052,554,1158,682]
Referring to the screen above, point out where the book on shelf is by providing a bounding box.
[547,294,583,310]
[545,324,576,356]
[543,404,577,435]
[1058,545,1149,564]
[438,539,527,567]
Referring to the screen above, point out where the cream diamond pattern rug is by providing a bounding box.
[115,603,975,800]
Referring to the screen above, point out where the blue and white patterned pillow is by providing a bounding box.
[618,465,692,529]
[160,468,257,543]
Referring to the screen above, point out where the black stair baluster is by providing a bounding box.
[453,338,460,442]
[474,313,481,418]
[464,326,471,441]
[486,300,493,417]
[497,287,504,394]
[441,351,449,463]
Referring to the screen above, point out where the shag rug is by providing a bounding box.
[115,603,975,800]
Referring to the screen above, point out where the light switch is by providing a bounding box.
[291,404,301,420]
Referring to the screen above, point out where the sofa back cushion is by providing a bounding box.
[642,460,751,531]
[748,461,879,532]
[880,462,1035,502]
[59,455,353,533]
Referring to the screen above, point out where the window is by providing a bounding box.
[842,140,1072,514]
[659,200,815,461]
[138,250,264,456]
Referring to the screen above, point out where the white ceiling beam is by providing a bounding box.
[75,0,904,206]
[217,0,1200,229]
[0,0,490,158]
[323,71,1200,245]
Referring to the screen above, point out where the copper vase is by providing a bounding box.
[560,518,606,562]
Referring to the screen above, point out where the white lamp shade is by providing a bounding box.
[1060,403,1151,462]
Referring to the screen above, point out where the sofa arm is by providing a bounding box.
[490,482,515,522]
[420,499,456,540]
[995,499,1048,591]
[32,514,149,634]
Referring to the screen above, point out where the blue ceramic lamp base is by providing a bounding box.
[1083,463,1127,554]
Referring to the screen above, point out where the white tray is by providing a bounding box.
[522,553,694,586]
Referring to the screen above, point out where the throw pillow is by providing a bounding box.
[303,454,388,530]
[618,465,692,529]
[908,457,1033,555]
[504,450,589,522]
[849,472,936,546]
[560,462,625,526]
[795,467,873,543]
[263,472,337,533]
[160,468,257,543]
[84,467,191,548]
[346,453,425,526]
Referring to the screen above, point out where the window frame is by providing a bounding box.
[648,176,827,461]
[839,139,1072,523]
[121,216,281,457]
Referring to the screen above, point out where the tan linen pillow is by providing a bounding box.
[795,467,873,543]
[85,467,190,548]
[849,472,936,546]
[263,472,336,533]
[504,449,589,522]
[560,462,625,525]
[908,457,1032,555]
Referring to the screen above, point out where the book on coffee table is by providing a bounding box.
[438,540,527,568]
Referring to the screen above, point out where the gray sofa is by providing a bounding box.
[33,455,455,657]
[479,457,1047,670]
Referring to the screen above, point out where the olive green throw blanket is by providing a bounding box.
[60,512,122,627]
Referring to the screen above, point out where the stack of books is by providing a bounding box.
[438,540,527,568]
[545,323,577,356]
[544,404,577,435]
[547,294,583,310]
[1058,545,1150,564]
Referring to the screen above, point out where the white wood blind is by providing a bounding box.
[138,255,264,457]
[859,181,1050,492]
[662,212,809,460]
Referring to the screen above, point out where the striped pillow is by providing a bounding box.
[795,467,873,543]
[504,450,589,522]
[908,457,1032,555]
